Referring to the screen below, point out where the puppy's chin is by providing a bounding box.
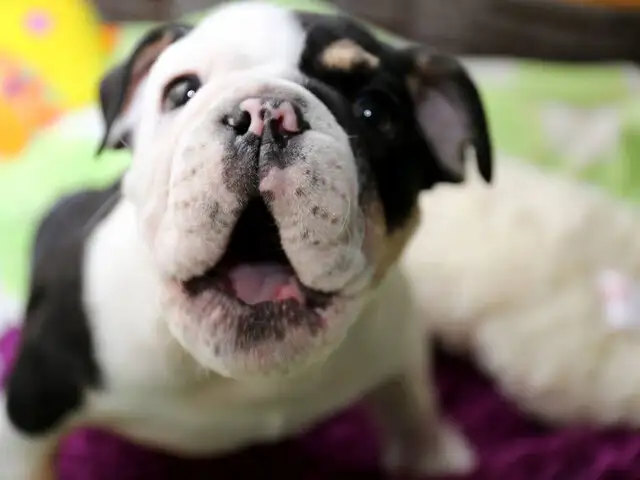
[158,197,365,380]
[162,281,360,379]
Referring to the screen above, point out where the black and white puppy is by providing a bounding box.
[0,2,492,478]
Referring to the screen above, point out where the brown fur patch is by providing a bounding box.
[320,39,380,71]
[406,53,431,98]
[366,200,421,285]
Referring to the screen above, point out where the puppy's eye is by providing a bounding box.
[353,92,394,134]
[162,74,202,112]
[354,96,379,122]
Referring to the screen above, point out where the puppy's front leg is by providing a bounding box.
[366,344,476,477]
[0,332,91,480]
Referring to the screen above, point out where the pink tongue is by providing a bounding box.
[227,263,305,306]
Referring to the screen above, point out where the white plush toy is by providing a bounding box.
[403,158,640,426]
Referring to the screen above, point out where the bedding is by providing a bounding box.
[1,0,640,477]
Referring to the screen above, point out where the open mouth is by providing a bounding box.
[182,197,332,310]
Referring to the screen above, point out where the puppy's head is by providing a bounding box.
[98,2,492,379]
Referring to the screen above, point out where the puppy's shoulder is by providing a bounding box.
[5,181,122,436]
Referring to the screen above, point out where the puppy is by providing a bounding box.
[0,2,492,478]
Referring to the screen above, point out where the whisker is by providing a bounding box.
[336,196,351,238]
[333,195,366,255]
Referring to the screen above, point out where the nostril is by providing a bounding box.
[268,118,289,149]
[224,110,252,136]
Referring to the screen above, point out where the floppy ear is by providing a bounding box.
[97,23,192,154]
[407,49,493,185]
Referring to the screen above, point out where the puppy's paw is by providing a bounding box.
[382,422,476,478]
[418,422,476,476]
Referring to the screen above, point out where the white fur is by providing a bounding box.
[84,201,418,454]
[404,158,640,426]
[103,0,374,379]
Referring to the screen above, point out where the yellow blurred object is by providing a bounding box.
[0,101,30,159]
[0,0,109,109]
[0,54,62,158]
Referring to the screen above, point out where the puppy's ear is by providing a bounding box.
[97,23,192,154]
[407,49,493,185]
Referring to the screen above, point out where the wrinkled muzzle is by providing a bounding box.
[124,76,379,378]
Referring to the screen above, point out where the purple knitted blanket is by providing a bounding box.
[1,326,639,479]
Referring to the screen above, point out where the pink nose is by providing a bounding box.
[225,98,306,147]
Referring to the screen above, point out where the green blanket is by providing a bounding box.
[1,0,638,303]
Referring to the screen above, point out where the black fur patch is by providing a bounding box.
[295,12,492,233]
[5,182,121,436]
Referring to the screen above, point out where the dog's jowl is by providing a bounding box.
[0,2,492,478]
